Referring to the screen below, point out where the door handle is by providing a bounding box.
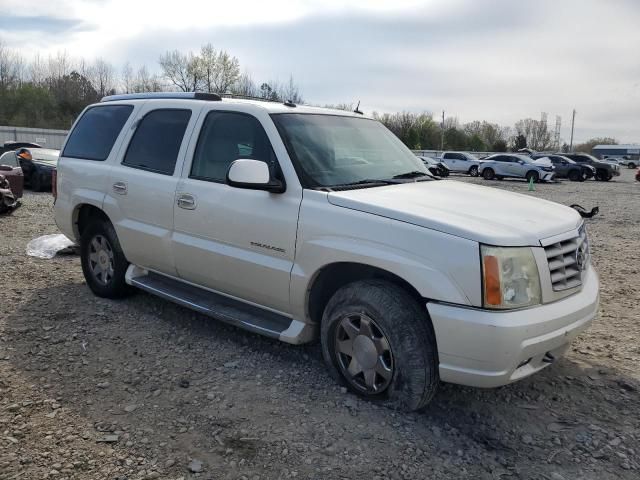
[176,193,196,210]
[113,182,127,195]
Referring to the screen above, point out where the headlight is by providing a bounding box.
[481,245,542,309]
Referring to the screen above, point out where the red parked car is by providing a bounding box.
[0,150,24,198]
[636,167,640,182]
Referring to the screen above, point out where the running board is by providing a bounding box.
[125,266,293,340]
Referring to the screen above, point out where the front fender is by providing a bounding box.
[290,192,482,322]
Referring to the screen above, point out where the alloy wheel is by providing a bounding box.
[334,313,394,394]
[88,234,115,286]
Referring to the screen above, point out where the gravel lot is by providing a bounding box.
[1,168,639,480]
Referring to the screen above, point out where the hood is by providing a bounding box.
[327,180,582,246]
[533,157,552,166]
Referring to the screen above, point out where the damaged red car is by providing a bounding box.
[0,150,24,198]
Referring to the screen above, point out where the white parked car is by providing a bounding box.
[439,151,481,176]
[479,154,555,182]
[54,93,599,410]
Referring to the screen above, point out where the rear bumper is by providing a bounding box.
[427,267,599,388]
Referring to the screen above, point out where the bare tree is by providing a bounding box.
[121,62,133,93]
[159,49,201,92]
[280,75,303,103]
[28,53,48,86]
[0,41,24,88]
[133,65,162,92]
[514,118,553,151]
[231,71,257,96]
[47,51,73,83]
[88,58,116,97]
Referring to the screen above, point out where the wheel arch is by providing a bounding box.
[73,203,112,240]
[306,262,426,326]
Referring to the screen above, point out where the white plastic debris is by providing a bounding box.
[26,234,76,259]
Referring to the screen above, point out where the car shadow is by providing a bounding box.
[5,280,639,478]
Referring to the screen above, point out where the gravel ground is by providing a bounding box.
[1,168,639,480]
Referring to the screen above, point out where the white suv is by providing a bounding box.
[439,151,481,176]
[54,93,599,410]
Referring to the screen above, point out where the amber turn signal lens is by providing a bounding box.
[483,255,502,306]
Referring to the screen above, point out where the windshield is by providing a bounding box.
[514,154,534,163]
[271,113,428,188]
[463,153,479,160]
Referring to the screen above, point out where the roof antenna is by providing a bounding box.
[353,100,363,115]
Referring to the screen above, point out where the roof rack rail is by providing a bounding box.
[101,92,222,102]
[218,93,280,103]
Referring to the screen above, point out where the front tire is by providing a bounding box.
[468,165,479,177]
[321,280,439,411]
[482,168,495,180]
[80,220,131,298]
[525,170,539,183]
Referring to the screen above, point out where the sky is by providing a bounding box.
[1,0,639,143]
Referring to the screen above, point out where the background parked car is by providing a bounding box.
[636,167,640,182]
[439,151,480,176]
[619,156,638,169]
[561,153,620,181]
[478,153,555,182]
[530,154,592,181]
[0,150,24,198]
[16,147,60,191]
[417,156,449,177]
[0,141,41,155]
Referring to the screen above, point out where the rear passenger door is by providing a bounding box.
[172,109,301,314]
[441,153,461,172]
[104,102,201,276]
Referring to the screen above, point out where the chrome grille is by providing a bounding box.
[544,226,589,291]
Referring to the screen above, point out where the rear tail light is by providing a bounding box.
[51,168,57,200]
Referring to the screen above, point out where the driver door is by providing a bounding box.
[172,110,301,314]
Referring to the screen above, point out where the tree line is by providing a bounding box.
[365,110,615,153]
[0,40,303,129]
[0,39,617,152]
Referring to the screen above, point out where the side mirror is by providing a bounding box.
[226,159,285,193]
[0,165,13,172]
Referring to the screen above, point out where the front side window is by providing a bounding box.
[63,105,133,161]
[271,114,427,188]
[191,111,276,182]
[123,109,191,175]
[0,151,18,167]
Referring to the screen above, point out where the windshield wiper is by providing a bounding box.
[392,171,432,179]
[331,178,400,189]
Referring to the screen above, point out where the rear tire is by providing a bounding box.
[80,220,132,298]
[568,169,581,182]
[525,170,539,183]
[468,165,479,177]
[482,168,495,180]
[628,163,636,169]
[321,280,439,411]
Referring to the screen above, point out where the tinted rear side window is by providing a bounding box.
[123,109,191,175]
[63,105,133,161]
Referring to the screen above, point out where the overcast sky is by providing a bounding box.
[1,0,639,143]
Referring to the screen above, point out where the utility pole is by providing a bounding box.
[569,109,576,151]
[440,110,445,151]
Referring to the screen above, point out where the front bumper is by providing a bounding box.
[427,267,599,388]
[541,171,555,181]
